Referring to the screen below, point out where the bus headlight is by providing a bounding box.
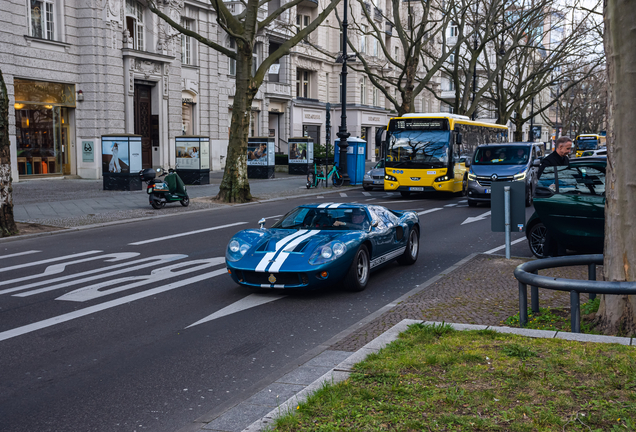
[434,175,450,182]
[467,172,476,181]
[514,171,527,181]
[385,174,397,182]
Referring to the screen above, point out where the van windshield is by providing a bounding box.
[472,146,530,165]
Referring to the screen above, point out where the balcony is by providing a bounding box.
[385,21,394,36]
[266,81,292,99]
[440,90,455,100]
[374,7,383,21]
[298,0,318,7]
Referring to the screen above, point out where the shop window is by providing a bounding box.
[30,0,56,40]
[229,38,236,76]
[181,18,194,65]
[296,69,311,98]
[126,0,144,51]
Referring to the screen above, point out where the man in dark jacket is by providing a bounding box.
[538,136,573,177]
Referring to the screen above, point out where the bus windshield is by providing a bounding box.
[386,130,450,169]
[576,138,599,150]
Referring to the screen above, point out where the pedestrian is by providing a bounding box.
[538,136,572,177]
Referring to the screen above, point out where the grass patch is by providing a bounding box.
[271,324,636,431]
[503,298,601,333]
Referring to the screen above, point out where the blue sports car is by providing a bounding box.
[226,203,420,291]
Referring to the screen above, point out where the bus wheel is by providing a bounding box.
[456,175,467,196]
[400,191,411,198]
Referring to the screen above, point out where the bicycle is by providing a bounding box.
[306,162,344,188]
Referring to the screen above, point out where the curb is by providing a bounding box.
[2,186,362,244]
[241,320,635,432]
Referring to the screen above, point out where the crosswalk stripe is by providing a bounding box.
[362,192,371,196]
[339,192,348,197]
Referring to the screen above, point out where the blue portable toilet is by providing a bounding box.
[334,137,367,185]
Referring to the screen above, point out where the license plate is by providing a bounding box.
[373,180,383,184]
[409,187,424,191]
[484,188,490,194]
[147,188,153,194]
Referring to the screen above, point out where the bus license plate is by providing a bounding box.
[484,188,490,194]
[409,187,424,191]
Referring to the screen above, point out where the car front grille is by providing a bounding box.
[372,176,384,180]
[239,271,305,286]
[476,176,514,187]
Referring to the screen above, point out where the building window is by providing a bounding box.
[181,18,193,65]
[252,44,259,77]
[250,111,259,137]
[450,22,458,37]
[229,38,236,76]
[373,87,379,106]
[373,37,378,57]
[30,0,56,40]
[296,69,310,98]
[361,76,367,105]
[360,25,367,53]
[126,0,144,51]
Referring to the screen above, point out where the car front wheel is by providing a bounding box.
[343,245,370,292]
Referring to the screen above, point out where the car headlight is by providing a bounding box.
[309,241,347,265]
[227,238,252,262]
[385,174,397,182]
[364,171,372,179]
[435,175,450,182]
[514,171,527,181]
[467,172,476,181]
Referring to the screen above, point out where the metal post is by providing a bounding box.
[588,263,597,301]
[529,97,534,141]
[570,290,581,333]
[531,270,539,313]
[519,282,528,327]
[336,0,351,186]
[325,103,331,176]
[504,186,511,259]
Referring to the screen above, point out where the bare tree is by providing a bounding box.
[0,69,17,237]
[148,0,341,202]
[340,0,473,116]
[595,0,636,335]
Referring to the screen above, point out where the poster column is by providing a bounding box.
[102,134,143,190]
[287,137,313,175]
[247,137,275,179]
[175,136,210,185]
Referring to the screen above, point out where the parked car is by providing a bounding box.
[225,203,420,291]
[363,160,385,191]
[467,142,544,207]
[580,147,607,157]
[526,156,606,258]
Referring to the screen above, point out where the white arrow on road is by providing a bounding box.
[461,211,491,225]
[186,293,286,328]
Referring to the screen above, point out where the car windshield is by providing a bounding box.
[271,207,371,230]
[472,146,530,165]
[374,160,385,169]
[576,138,598,150]
[386,130,450,169]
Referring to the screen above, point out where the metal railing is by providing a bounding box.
[514,254,636,333]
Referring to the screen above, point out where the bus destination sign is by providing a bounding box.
[389,118,449,132]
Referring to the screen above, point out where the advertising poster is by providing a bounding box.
[102,138,130,173]
[247,141,268,166]
[289,142,308,164]
[129,138,142,172]
[200,139,210,170]
[176,139,201,169]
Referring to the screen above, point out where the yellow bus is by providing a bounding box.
[381,113,509,197]
[574,134,602,157]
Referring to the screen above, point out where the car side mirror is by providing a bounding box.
[532,159,541,167]
[369,220,379,232]
[456,133,463,145]
[258,218,266,229]
[534,186,554,197]
[464,159,471,167]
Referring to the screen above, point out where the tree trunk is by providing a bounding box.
[596,0,636,335]
[0,68,18,237]
[512,114,524,141]
[216,47,256,203]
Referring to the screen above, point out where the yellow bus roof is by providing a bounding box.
[388,113,508,131]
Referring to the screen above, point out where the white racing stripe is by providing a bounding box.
[268,230,320,273]
[129,222,247,245]
[317,203,333,208]
[255,230,312,272]
[328,203,343,208]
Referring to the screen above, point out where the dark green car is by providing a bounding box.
[526,157,606,258]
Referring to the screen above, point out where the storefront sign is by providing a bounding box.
[82,141,94,162]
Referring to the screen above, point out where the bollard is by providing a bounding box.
[504,186,511,259]
[518,282,528,326]
[570,290,581,333]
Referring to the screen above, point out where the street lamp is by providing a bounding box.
[336,0,351,186]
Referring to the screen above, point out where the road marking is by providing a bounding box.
[0,250,102,273]
[458,200,467,203]
[317,196,324,198]
[339,192,348,197]
[365,198,376,201]
[362,192,371,196]
[0,250,41,259]
[57,257,225,302]
[186,293,285,328]
[484,237,527,254]
[9,255,187,297]
[0,268,227,342]
[445,203,458,207]
[461,211,491,225]
[0,252,139,289]
[129,222,247,245]
[417,208,443,216]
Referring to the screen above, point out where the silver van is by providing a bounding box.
[466,142,543,207]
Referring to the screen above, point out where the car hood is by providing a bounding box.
[471,164,526,177]
[234,228,363,254]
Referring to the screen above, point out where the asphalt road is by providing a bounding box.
[0,189,534,432]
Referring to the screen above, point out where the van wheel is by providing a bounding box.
[456,175,468,196]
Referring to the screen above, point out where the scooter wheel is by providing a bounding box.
[151,200,165,209]
[180,197,190,207]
